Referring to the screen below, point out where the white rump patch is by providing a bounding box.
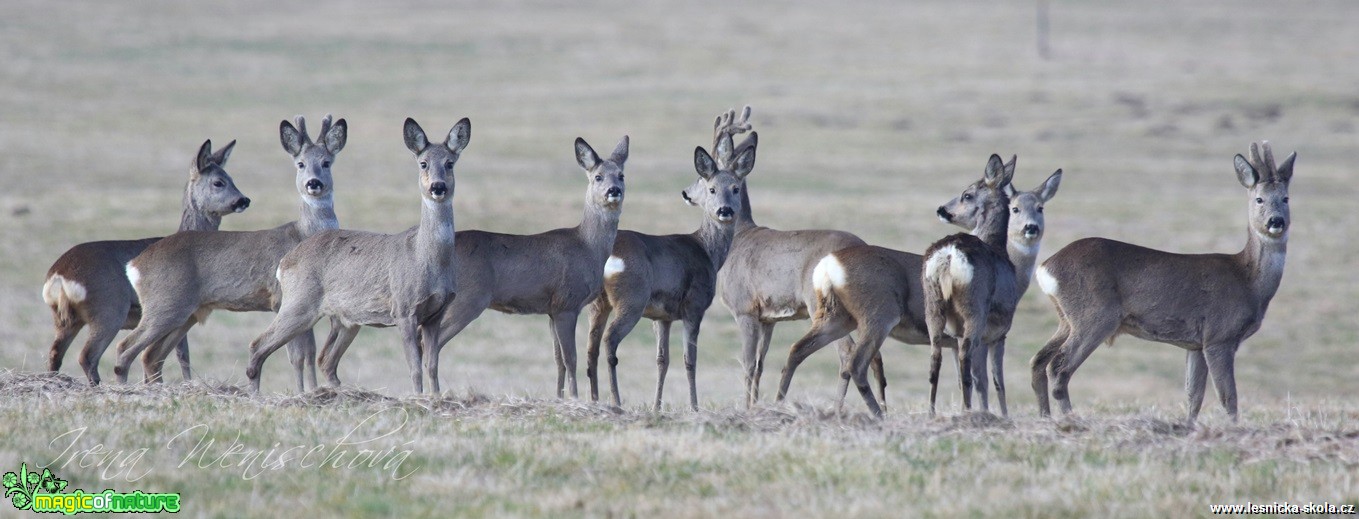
[812,254,847,293]
[1035,265,1059,296]
[276,266,283,282]
[43,275,84,305]
[125,264,141,291]
[924,245,973,301]
[604,256,626,278]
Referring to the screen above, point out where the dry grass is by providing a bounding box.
[2,0,1359,516]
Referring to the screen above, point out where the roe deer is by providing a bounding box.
[919,154,1028,417]
[112,114,347,390]
[43,139,249,385]
[319,134,629,397]
[1030,141,1294,423]
[776,161,1060,417]
[585,127,758,410]
[712,107,885,407]
[246,118,465,393]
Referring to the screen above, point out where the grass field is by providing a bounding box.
[1,0,1357,516]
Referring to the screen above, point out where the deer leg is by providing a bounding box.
[735,314,763,408]
[778,312,853,403]
[1030,320,1070,417]
[48,318,83,373]
[425,297,488,392]
[1051,315,1118,416]
[77,320,121,386]
[752,322,775,402]
[397,317,424,394]
[585,298,611,401]
[1204,343,1239,422]
[969,338,990,413]
[849,324,891,418]
[869,346,886,412]
[142,321,195,384]
[550,311,581,399]
[245,304,321,394]
[603,302,646,407]
[319,324,360,387]
[174,337,192,381]
[680,317,701,412]
[653,320,672,411]
[421,322,444,395]
[285,330,318,393]
[1185,349,1209,424]
[990,337,1008,418]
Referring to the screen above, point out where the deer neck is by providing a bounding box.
[692,216,736,271]
[734,182,757,232]
[179,187,223,231]
[579,200,621,265]
[1007,238,1040,295]
[1238,228,1287,308]
[297,195,340,237]
[416,198,456,268]
[971,200,1010,252]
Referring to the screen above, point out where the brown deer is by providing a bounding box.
[42,140,250,385]
[112,115,347,390]
[711,107,886,408]
[246,118,465,393]
[776,161,1060,417]
[1030,141,1294,423]
[920,154,1026,417]
[318,134,629,397]
[585,124,757,411]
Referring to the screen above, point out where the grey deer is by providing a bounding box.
[713,107,886,408]
[113,114,347,390]
[919,154,1029,417]
[776,159,1060,417]
[1030,141,1294,423]
[586,123,758,410]
[247,118,465,393]
[320,134,628,396]
[43,139,250,385]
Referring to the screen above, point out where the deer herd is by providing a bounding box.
[39,107,1295,424]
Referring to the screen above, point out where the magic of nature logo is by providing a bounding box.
[3,463,181,514]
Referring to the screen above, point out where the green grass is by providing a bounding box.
[2,0,1358,516]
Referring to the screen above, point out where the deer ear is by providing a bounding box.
[446,118,471,154]
[715,132,734,164]
[731,133,758,179]
[192,139,213,178]
[324,119,347,154]
[983,154,1006,187]
[1003,183,1018,198]
[210,139,236,167]
[404,118,429,155]
[694,146,717,179]
[280,120,304,157]
[1233,154,1258,188]
[1036,169,1062,202]
[1276,151,1297,183]
[575,138,600,171]
[610,135,630,165]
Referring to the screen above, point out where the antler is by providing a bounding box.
[293,115,313,145]
[317,114,334,145]
[712,106,753,168]
[1248,141,1278,181]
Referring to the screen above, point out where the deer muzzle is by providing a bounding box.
[936,206,953,223]
[1023,224,1041,238]
[429,181,449,200]
[305,179,325,195]
[1266,216,1287,235]
[716,206,735,222]
[233,197,251,213]
[605,187,623,203]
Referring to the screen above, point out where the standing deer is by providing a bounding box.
[42,140,250,385]
[585,126,757,411]
[1030,141,1294,423]
[711,108,886,408]
[112,114,347,390]
[920,154,1030,417]
[776,161,1060,417]
[246,118,465,393]
[319,134,629,397]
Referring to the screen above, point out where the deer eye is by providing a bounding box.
[594,175,602,182]
[420,161,428,170]
[445,161,454,170]
[733,187,740,194]
[322,161,331,168]
[1255,197,1263,204]
[296,161,305,168]
[619,173,624,180]
[1037,206,1044,213]
[1011,207,1019,213]
[1283,197,1289,203]
[962,194,973,202]
[213,180,225,188]
[709,188,716,194]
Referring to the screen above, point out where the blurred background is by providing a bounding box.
[2,0,1355,412]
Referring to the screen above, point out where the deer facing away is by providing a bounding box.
[112,115,347,390]
[776,158,1060,417]
[43,139,250,385]
[319,134,629,396]
[586,128,757,411]
[246,118,465,393]
[1030,141,1294,423]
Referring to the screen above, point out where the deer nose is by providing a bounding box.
[233,197,251,212]
[605,187,623,199]
[430,181,448,198]
[716,207,735,220]
[305,179,324,193]
[1267,216,1286,232]
[1023,224,1040,237]
[936,206,952,222]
